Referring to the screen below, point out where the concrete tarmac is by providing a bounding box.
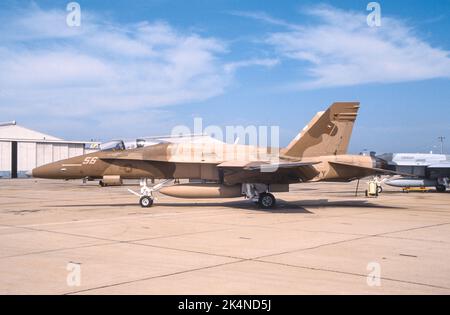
[0,179,449,295]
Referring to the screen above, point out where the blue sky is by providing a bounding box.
[0,0,450,154]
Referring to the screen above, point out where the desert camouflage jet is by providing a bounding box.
[31,102,393,208]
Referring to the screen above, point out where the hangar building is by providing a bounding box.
[0,121,98,178]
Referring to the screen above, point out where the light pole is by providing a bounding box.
[438,136,446,154]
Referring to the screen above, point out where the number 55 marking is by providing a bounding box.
[82,157,98,165]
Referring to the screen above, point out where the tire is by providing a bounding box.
[99,181,105,187]
[436,185,447,193]
[258,193,276,209]
[139,196,154,208]
[377,186,383,194]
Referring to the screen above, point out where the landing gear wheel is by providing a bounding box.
[99,181,105,187]
[258,193,276,209]
[139,196,154,208]
[436,185,446,193]
[377,186,383,194]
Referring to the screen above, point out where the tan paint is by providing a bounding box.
[281,102,359,158]
[159,183,242,198]
[32,102,389,190]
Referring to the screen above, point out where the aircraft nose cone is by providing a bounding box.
[31,165,53,179]
[30,161,79,179]
[31,166,43,178]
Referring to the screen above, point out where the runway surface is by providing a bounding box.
[0,179,449,294]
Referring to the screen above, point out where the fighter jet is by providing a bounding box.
[378,153,450,192]
[31,102,393,208]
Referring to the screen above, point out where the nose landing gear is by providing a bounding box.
[139,196,154,208]
[128,178,173,207]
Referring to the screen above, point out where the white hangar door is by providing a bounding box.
[53,144,69,161]
[36,143,53,167]
[68,144,84,158]
[0,141,12,178]
[18,142,37,176]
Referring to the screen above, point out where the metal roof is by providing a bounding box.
[0,121,98,145]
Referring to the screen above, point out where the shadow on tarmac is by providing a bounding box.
[49,198,404,213]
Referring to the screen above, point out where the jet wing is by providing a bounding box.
[217,160,321,185]
[328,161,414,178]
[217,160,319,171]
[428,163,450,169]
[427,162,450,177]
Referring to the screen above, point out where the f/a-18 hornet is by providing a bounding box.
[32,102,394,208]
[378,152,450,192]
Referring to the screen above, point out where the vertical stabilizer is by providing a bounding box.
[281,102,360,158]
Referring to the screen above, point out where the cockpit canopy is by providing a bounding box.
[99,140,125,151]
[98,135,216,152]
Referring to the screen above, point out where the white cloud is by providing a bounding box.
[246,5,450,88]
[224,58,279,74]
[228,11,297,29]
[0,6,231,118]
[3,2,449,139]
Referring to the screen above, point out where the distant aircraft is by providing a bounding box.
[31,102,396,208]
[378,153,450,192]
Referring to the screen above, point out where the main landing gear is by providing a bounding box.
[243,184,277,209]
[436,178,449,193]
[436,185,447,193]
[128,179,173,208]
[128,180,278,209]
[258,192,276,209]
